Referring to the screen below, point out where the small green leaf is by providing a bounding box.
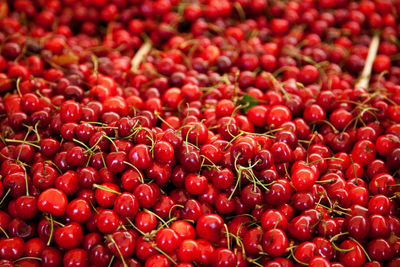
[240,94,259,112]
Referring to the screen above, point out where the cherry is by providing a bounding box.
[66,198,92,223]
[55,170,79,195]
[196,214,224,243]
[63,248,89,267]
[128,144,153,169]
[177,239,198,262]
[37,188,67,217]
[144,254,171,267]
[155,228,180,253]
[291,166,317,192]
[41,247,62,267]
[347,215,370,240]
[15,195,38,220]
[0,237,24,260]
[261,209,288,231]
[55,222,84,250]
[96,209,120,234]
[113,192,139,218]
[60,100,82,123]
[94,183,120,208]
[339,239,366,267]
[211,248,237,267]
[368,214,390,239]
[267,105,292,127]
[262,228,289,257]
[89,244,112,267]
[106,230,135,259]
[154,141,174,164]
[25,237,45,257]
[185,174,208,195]
[134,184,158,209]
[351,140,376,166]
[368,194,390,215]
[288,215,313,241]
[135,211,157,233]
[367,238,394,261]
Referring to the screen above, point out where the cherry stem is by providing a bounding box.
[107,256,115,267]
[330,232,349,242]
[223,223,231,250]
[72,138,91,152]
[93,184,121,195]
[348,237,372,262]
[168,204,184,220]
[290,246,308,265]
[0,226,9,238]
[311,120,339,134]
[47,214,53,246]
[228,153,242,200]
[223,132,244,151]
[45,160,62,174]
[108,235,127,267]
[16,77,22,96]
[4,139,40,148]
[125,217,146,236]
[152,245,177,265]
[103,135,119,152]
[154,111,174,129]
[247,257,264,267]
[123,161,144,183]
[45,216,65,227]
[308,157,343,165]
[14,257,42,262]
[183,124,198,153]
[143,209,168,228]
[22,166,29,196]
[315,178,336,184]
[348,155,359,185]
[0,188,11,206]
[159,218,177,232]
[88,200,98,214]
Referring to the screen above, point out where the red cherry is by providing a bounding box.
[38,188,67,217]
[262,228,289,257]
[55,222,84,250]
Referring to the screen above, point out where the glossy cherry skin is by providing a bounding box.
[55,222,84,250]
[106,230,135,259]
[177,239,199,262]
[66,198,92,223]
[144,254,171,267]
[113,192,139,218]
[96,209,120,234]
[37,188,68,217]
[242,227,263,256]
[128,144,153,169]
[63,248,89,267]
[0,237,24,260]
[41,247,62,267]
[339,240,366,267]
[15,195,38,220]
[89,244,112,267]
[196,214,224,243]
[262,228,289,257]
[135,211,157,233]
[155,228,181,253]
[211,248,237,267]
[367,238,395,261]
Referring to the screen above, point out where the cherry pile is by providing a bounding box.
[0,0,400,266]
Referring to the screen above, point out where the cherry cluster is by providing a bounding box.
[0,0,400,266]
